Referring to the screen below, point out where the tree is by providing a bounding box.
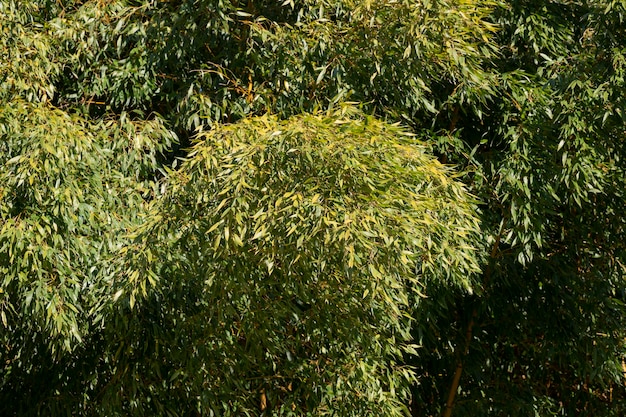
[1,2,485,414]
[414,0,626,415]
[103,109,482,416]
[0,98,174,414]
[1,0,625,416]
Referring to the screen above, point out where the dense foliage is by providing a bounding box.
[1,0,625,416]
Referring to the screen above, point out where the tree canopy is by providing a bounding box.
[1,0,625,416]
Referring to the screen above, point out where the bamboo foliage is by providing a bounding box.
[106,108,482,416]
[1,0,625,415]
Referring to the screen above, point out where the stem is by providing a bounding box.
[442,309,476,417]
[441,224,505,417]
[448,105,460,132]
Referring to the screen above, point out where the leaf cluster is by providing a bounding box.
[102,108,482,416]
